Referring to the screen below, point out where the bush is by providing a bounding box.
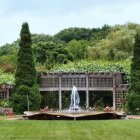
[12,85,30,113]
[94,98,104,111]
[125,92,140,114]
[0,99,11,108]
[29,84,41,110]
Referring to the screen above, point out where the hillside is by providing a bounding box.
[0,23,139,80]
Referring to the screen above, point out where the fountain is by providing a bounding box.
[69,85,81,111]
[23,85,126,120]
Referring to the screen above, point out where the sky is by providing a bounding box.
[0,0,140,46]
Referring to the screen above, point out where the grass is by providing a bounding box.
[0,115,6,120]
[0,119,140,140]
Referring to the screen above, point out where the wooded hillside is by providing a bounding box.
[0,22,139,82]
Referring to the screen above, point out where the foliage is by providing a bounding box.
[0,99,11,107]
[0,42,18,72]
[125,92,140,114]
[107,48,115,61]
[62,91,70,109]
[14,23,36,88]
[90,24,110,41]
[32,41,72,69]
[12,85,28,113]
[54,27,92,43]
[0,42,19,56]
[12,84,41,113]
[94,98,104,110]
[12,22,41,113]
[29,84,41,110]
[41,91,58,109]
[87,25,136,61]
[66,40,88,60]
[51,60,130,82]
[31,34,54,44]
[129,30,140,93]
[0,23,140,73]
[32,41,55,65]
[125,30,140,114]
[0,69,15,84]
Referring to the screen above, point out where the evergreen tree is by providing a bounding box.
[12,22,41,113]
[129,31,140,93]
[126,30,140,114]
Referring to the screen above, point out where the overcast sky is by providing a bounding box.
[0,0,140,46]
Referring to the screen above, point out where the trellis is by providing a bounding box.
[115,84,128,109]
[40,72,128,110]
[0,85,11,100]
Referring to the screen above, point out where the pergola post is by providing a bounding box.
[6,85,10,100]
[113,74,116,110]
[59,75,62,110]
[86,73,89,108]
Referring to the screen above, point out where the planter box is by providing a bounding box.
[1,108,13,115]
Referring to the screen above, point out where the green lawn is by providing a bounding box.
[0,120,140,140]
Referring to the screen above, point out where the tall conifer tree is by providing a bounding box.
[129,31,140,93]
[12,22,41,113]
[126,30,140,114]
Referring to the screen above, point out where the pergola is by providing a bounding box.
[0,84,12,100]
[39,72,128,110]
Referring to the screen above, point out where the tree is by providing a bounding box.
[12,22,41,113]
[129,31,140,93]
[126,30,140,114]
[66,40,87,60]
[107,48,115,61]
[125,92,140,114]
[54,27,92,43]
[33,41,72,69]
